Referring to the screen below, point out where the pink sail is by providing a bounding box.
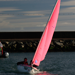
[32,0,61,66]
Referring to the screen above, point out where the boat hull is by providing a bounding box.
[17,64,42,74]
[0,51,9,58]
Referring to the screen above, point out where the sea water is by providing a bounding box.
[0,52,75,75]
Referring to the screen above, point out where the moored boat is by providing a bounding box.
[0,41,9,58]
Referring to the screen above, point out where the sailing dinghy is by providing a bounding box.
[17,0,61,74]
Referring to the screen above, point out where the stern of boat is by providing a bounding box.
[17,64,32,73]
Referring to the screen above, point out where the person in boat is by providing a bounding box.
[30,60,38,68]
[30,60,32,65]
[23,58,28,65]
[17,58,28,65]
[0,47,2,55]
[29,60,39,71]
[0,42,3,56]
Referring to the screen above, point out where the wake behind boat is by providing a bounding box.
[17,0,61,74]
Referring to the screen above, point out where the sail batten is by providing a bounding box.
[32,0,61,66]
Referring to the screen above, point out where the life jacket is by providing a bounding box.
[0,42,3,55]
[23,61,28,65]
[0,47,3,55]
[0,47,2,51]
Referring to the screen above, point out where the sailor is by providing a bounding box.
[0,42,3,56]
[23,58,28,65]
[30,60,38,68]
[30,60,32,65]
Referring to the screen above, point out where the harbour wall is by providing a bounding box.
[0,31,75,41]
[0,31,75,52]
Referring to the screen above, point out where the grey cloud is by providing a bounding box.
[0,0,75,32]
[61,0,75,6]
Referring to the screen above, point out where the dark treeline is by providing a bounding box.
[2,40,75,52]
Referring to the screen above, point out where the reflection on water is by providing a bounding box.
[34,71,58,75]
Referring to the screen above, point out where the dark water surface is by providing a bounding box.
[0,52,75,75]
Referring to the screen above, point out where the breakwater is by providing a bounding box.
[0,31,75,41]
[2,40,75,52]
[1,31,75,52]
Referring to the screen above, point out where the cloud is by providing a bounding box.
[0,21,9,27]
[61,0,75,6]
[55,25,75,31]
[0,12,48,31]
[0,15,14,27]
[23,10,51,14]
[0,7,20,30]
[36,24,46,27]
[60,7,75,13]
[0,0,58,31]
[0,7,20,12]
[0,0,24,1]
[62,22,70,25]
[24,14,44,16]
[1,0,75,31]
[57,21,70,26]
[57,14,75,27]
[22,10,51,17]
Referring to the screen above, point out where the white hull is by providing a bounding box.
[17,65,42,74]
[0,51,9,58]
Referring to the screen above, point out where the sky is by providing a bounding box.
[0,0,75,32]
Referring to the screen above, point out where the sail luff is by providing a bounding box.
[32,0,61,66]
[32,25,48,66]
